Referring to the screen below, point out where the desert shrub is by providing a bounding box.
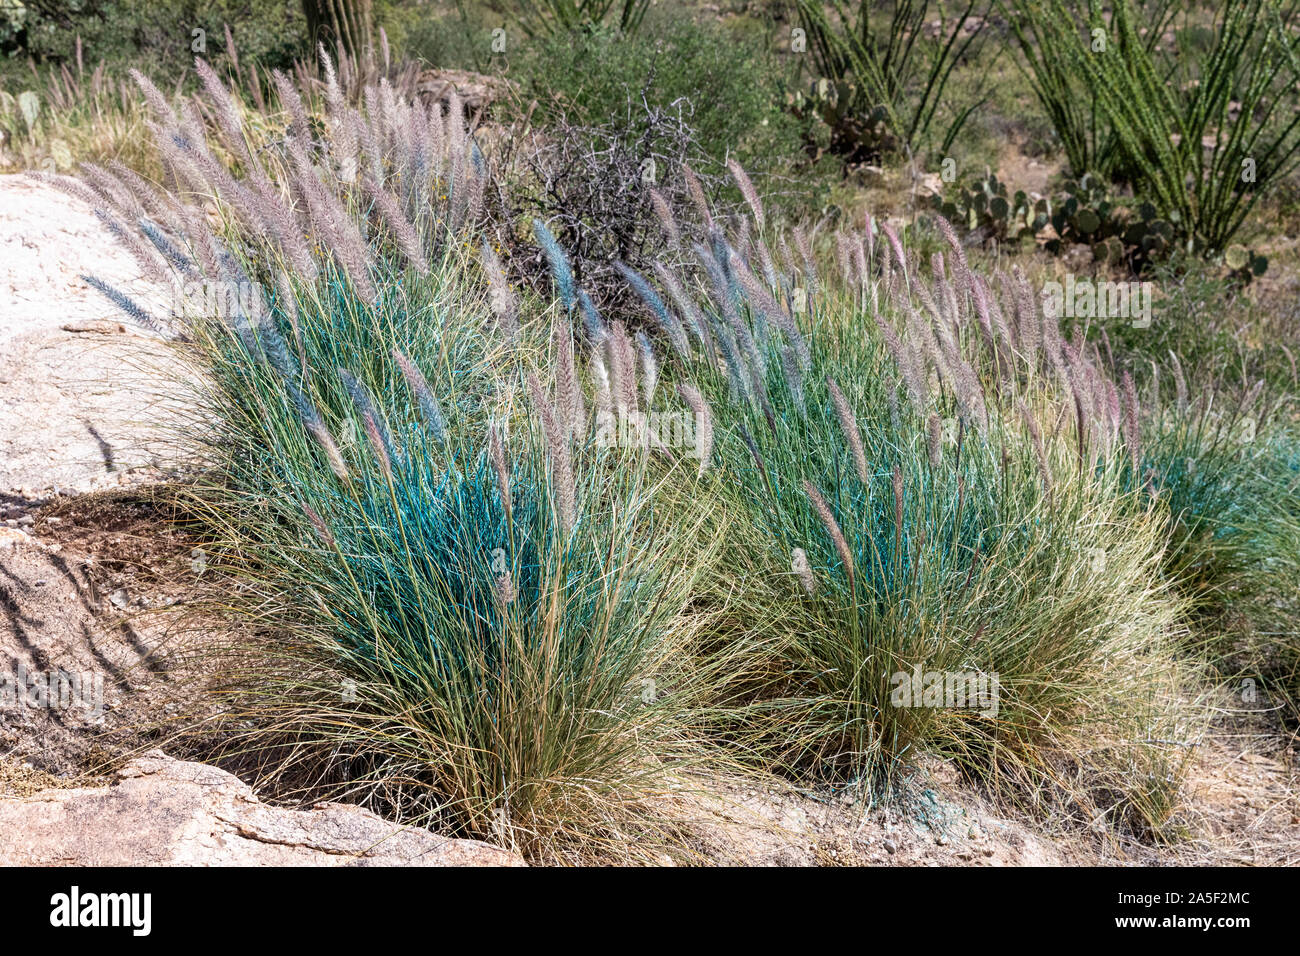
[491,95,729,317]
[393,2,494,72]
[496,18,819,315]
[513,18,808,180]
[1,0,307,80]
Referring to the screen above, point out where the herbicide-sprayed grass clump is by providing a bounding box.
[609,178,1205,837]
[70,53,730,859]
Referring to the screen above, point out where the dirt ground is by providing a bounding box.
[0,491,203,776]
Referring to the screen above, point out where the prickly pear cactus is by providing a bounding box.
[1224,244,1269,282]
[937,169,1189,272]
[790,78,897,164]
[933,171,1048,247]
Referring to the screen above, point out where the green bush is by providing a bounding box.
[391,3,493,72]
[511,18,808,183]
[2,0,306,81]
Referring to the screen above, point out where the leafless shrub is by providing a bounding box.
[489,85,735,317]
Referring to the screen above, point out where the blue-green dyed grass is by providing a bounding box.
[172,252,718,854]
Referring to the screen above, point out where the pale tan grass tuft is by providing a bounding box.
[676,383,714,476]
[803,481,855,602]
[488,424,512,526]
[792,547,816,596]
[827,377,869,483]
[526,372,577,534]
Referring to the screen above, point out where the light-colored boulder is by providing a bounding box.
[0,751,525,866]
[0,174,179,500]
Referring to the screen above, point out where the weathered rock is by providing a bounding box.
[0,751,525,866]
[0,526,32,549]
[415,69,514,114]
[0,174,179,498]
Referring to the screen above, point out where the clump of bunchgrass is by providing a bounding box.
[178,324,723,855]
[615,170,1206,839]
[1135,365,1300,712]
[78,57,741,861]
[1,57,154,175]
